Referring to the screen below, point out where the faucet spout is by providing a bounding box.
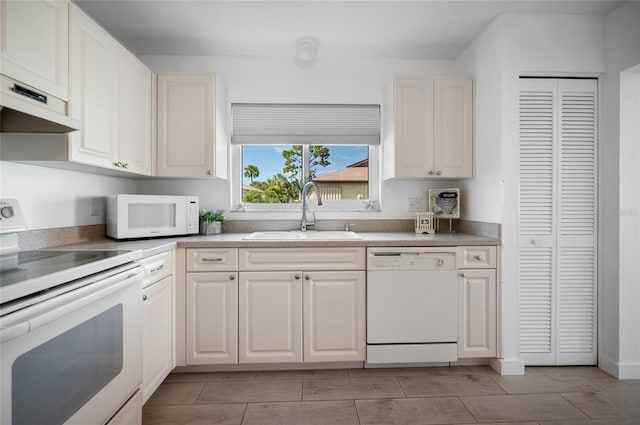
[300,181,323,231]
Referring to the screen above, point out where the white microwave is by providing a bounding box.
[107,194,199,239]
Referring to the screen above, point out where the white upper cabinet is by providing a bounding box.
[0,0,69,101]
[156,73,228,179]
[384,77,473,179]
[68,5,152,175]
[68,6,119,169]
[118,49,152,175]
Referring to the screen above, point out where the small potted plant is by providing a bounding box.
[199,209,227,235]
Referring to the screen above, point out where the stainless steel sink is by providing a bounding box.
[241,231,363,240]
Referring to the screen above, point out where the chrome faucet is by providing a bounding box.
[300,181,323,231]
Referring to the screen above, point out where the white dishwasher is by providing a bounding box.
[367,247,458,364]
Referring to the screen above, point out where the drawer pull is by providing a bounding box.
[202,258,223,262]
[473,255,483,261]
[149,264,165,273]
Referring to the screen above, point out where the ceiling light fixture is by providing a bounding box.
[294,36,318,68]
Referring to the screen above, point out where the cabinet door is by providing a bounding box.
[118,49,152,175]
[186,272,238,364]
[433,79,473,178]
[238,271,302,363]
[393,77,434,178]
[303,271,365,362]
[68,7,119,168]
[157,73,215,177]
[0,0,69,100]
[142,276,173,403]
[458,269,496,358]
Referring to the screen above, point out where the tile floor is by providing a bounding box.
[143,366,640,424]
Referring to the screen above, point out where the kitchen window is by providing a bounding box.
[230,103,380,211]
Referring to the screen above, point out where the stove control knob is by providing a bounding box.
[1,206,14,219]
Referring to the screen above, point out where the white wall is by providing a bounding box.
[455,12,607,373]
[0,161,137,230]
[601,1,640,379]
[138,55,468,220]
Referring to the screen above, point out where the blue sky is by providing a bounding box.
[242,145,367,185]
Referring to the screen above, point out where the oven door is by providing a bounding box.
[0,266,143,425]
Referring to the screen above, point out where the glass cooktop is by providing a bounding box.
[0,250,131,288]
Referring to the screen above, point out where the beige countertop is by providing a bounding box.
[63,232,499,256]
[175,232,500,248]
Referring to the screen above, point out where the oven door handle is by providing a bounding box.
[1,268,142,343]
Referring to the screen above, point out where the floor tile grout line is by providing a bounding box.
[239,402,248,425]
[455,395,481,424]
[352,399,362,425]
[395,376,408,398]
[557,391,599,420]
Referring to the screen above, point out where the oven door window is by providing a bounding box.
[11,305,123,425]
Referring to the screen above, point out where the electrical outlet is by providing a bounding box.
[90,198,102,217]
[408,197,422,212]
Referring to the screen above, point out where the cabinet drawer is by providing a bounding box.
[239,248,365,271]
[187,248,238,272]
[457,246,496,269]
[140,251,173,288]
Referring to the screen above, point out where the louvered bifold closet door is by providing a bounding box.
[556,79,597,365]
[518,79,557,365]
[518,78,598,366]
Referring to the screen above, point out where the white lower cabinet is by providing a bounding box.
[303,271,366,362]
[238,248,366,364]
[238,272,303,363]
[140,251,174,404]
[186,272,238,364]
[457,246,497,358]
[142,276,172,402]
[184,248,238,365]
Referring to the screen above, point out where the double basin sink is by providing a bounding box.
[241,231,363,241]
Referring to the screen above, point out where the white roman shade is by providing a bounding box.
[231,103,380,144]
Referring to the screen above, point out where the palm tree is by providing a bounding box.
[243,164,260,183]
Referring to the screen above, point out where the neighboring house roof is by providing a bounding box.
[313,158,368,182]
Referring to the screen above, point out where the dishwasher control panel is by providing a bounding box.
[367,247,457,270]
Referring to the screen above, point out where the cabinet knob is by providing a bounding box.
[436,258,444,267]
[436,171,442,176]
[113,161,121,168]
[459,273,467,278]
[207,170,213,175]
[295,274,301,280]
[305,275,311,280]
[473,255,483,261]
[229,274,235,280]
[142,294,147,301]
[122,163,129,169]
[531,239,541,246]
[428,170,434,175]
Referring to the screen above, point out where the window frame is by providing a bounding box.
[231,144,380,212]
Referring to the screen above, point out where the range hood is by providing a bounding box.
[0,76,80,133]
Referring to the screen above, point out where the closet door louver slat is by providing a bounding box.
[556,81,597,364]
[518,89,554,236]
